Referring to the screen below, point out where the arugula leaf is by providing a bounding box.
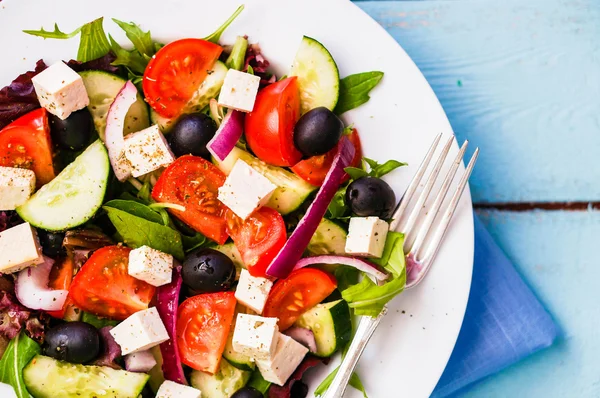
[112,19,155,58]
[23,23,81,39]
[326,187,351,220]
[315,366,368,398]
[226,36,249,71]
[109,36,148,75]
[335,71,384,115]
[103,206,185,261]
[82,312,118,329]
[104,199,163,224]
[0,332,40,398]
[204,5,245,44]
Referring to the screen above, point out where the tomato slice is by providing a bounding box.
[46,256,75,319]
[177,292,236,374]
[69,246,156,320]
[226,207,287,278]
[263,268,337,331]
[143,39,223,118]
[245,77,302,167]
[292,128,363,186]
[152,155,229,244]
[0,108,55,187]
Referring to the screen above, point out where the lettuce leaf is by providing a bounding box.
[0,60,47,130]
[0,332,40,398]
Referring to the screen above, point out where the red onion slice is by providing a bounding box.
[207,110,245,162]
[15,256,68,311]
[294,255,389,284]
[283,326,317,353]
[105,81,137,181]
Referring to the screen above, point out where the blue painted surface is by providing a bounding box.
[353,1,600,397]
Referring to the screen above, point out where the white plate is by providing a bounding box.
[0,0,474,396]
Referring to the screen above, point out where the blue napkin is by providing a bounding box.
[431,214,559,397]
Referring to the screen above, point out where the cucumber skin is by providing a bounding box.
[190,358,251,398]
[295,300,352,357]
[327,300,352,355]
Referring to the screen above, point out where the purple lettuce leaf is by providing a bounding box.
[66,52,119,74]
[91,326,122,369]
[0,291,48,343]
[244,43,276,86]
[0,60,47,130]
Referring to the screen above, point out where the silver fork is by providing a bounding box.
[322,133,479,398]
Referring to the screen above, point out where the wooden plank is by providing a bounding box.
[355,0,600,203]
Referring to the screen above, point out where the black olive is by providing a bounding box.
[43,322,100,364]
[37,230,65,257]
[293,107,344,157]
[345,177,397,219]
[168,113,217,159]
[49,109,94,151]
[182,248,235,293]
[291,380,309,398]
[231,387,263,398]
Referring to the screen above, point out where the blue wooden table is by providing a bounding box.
[354,0,600,396]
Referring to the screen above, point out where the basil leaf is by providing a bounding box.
[362,157,379,170]
[103,206,185,261]
[372,160,407,178]
[204,5,245,44]
[335,71,384,115]
[344,167,368,181]
[23,23,81,39]
[82,312,118,329]
[77,18,111,63]
[112,19,155,57]
[0,332,40,398]
[225,36,249,71]
[104,199,163,224]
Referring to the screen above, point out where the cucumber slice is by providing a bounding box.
[294,299,351,357]
[79,71,149,140]
[223,310,255,371]
[150,60,229,133]
[213,147,316,215]
[17,141,109,231]
[308,219,348,255]
[23,355,149,398]
[190,358,251,398]
[290,36,340,114]
[214,242,245,278]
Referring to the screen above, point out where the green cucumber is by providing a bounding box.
[223,310,255,371]
[79,71,149,140]
[150,60,229,133]
[213,147,316,215]
[290,36,340,114]
[308,219,348,255]
[23,355,149,398]
[190,358,251,398]
[214,242,245,278]
[294,299,351,357]
[17,141,109,231]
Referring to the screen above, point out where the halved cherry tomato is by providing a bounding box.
[225,207,287,278]
[263,268,337,331]
[143,39,223,118]
[0,108,55,187]
[245,77,302,167]
[177,292,236,374]
[47,256,75,319]
[152,155,229,244]
[292,128,363,186]
[69,246,156,320]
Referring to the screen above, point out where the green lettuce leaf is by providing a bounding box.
[0,332,40,398]
[81,312,118,329]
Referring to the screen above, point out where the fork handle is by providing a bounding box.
[322,308,387,398]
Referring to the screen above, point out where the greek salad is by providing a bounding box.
[0,6,410,398]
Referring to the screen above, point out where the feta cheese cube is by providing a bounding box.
[124,349,157,373]
[0,167,36,210]
[218,160,277,220]
[232,313,279,360]
[110,307,169,355]
[235,269,273,314]
[345,217,389,258]
[156,380,201,398]
[32,61,89,119]
[128,246,173,287]
[0,381,17,398]
[124,125,176,177]
[256,332,309,386]
[0,223,44,274]
[218,69,261,112]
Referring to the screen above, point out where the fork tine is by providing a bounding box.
[401,135,454,247]
[389,132,443,232]
[411,140,469,259]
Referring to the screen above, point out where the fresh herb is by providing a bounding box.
[335,71,384,115]
[315,366,368,398]
[23,23,82,39]
[345,157,406,180]
[226,36,249,71]
[112,19,155,58]
[204,5,245,44]
[326,187,351,220]
[104,199,163,224]
[109,37,148,75]
[181,233,211,253]
[247,65,255,75]
[247,370,271,395]
[0,332,40,398]
[82,312,118,329]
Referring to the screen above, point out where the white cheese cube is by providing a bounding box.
[345,217,389,258]
[124,125,175,177]
[218,160,277,220]
[217,69,261,112]
[31,61,89,120]
[256,332,309,386]
[128,246,173,287]
[232,313,279,360]
[0,167,36,210]
[156,380,201,398]
[0,382,17,398]
[235,269,273,314]
[109,307,169,355]
[0,223,44,274]
[124,349,157,373]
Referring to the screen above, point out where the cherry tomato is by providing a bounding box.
[69,246,156,320]
[177,292,236,374]
[263,268,337,331]
[46,256,75,319]
[152,155,229,244]
[245,77,302,167]
[143,39,223,118]
[0,108,55,187]
[226,207,287,278]
[292,128,363,186]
